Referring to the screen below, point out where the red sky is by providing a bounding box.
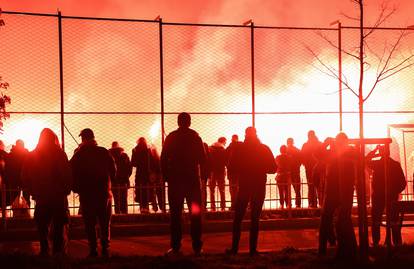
[1,0,413,154]
[2,0,414,27]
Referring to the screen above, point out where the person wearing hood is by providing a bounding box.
[109,141,132,214]
[70,128,115,258]
[131,137,155,213]
[21,128,72,256]
[226,127,276,256]
[6,139,30,208]
[209,137,227,211]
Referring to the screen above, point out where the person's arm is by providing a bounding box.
[366,145,380,163]
[70,154,80,194]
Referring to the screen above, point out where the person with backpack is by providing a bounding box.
[366,145,407,247]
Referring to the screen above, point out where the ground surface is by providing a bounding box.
[1,228,414,268]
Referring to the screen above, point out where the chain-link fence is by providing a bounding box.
[1,11,414,221]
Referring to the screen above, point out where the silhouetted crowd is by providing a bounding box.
[0,112,407,260]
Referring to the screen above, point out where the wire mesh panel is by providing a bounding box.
[255,28,339,113]
[64,114,162,158]
[0,14,60,112]
[163,25,252,113]
[62,18,160,113]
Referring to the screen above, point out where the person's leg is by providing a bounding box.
[390,197,402,246]
[81,200,98,256]
[291,173,301,208]
[186,182,203,253]
[51,203,68,255]
[371,199,384,247]
[217,174,226,210]
[168,184,185,251]
[98,198,112,255]
[249,183,266,254]
[201,179,207,210]
[277,182,285,208]
[113,184,121,214]
[34,204,52,255]
[228,176,238,210]
[156,181,166,212]
[336,205,357,260]
[231,186,249,253]
[318,202,336,255]
[209,175,217,211]
[120,184,128,214]
[306,168,316,207]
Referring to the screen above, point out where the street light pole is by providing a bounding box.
[330,20,343,132]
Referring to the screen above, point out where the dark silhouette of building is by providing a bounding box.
[318,133,358,260]
[161,112,206,256]
[209,137,227,211]
[286,138,302,208]
[70,128,115,258]
[226,134,241,210]
[301,130,322,208]
[226,127,276,256]
[367,145,406,247]
[275,145,291,209]
[131,137,156,213]
[108,141,132,214]
[21,128,72,256]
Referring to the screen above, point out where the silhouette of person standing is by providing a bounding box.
[318,133,357,260]
[6,140,30,208]
[21,128,72,256]
[301,130,322,208]
[226,134,242,210]
[131,137,155,213]
[286,138,302,208]
[366,145,406,247]
[209,137,227,211]
[275,145,291,209]
[70,128,115,258]
[200,142,211,210]
[226,127,276,256]
[161,112,206,256]
[108,141,132,214]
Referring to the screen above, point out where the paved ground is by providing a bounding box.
[1,227,414,257]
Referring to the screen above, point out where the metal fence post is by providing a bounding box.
[250,21,255,127]
[58,11,65,151]
[158,17,165,146]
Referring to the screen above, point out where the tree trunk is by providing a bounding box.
[357,0,369,260]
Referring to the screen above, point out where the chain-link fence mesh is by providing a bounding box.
[1,12,414,218]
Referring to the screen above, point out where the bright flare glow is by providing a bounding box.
[149,120,161,143]
[2,119,49,151]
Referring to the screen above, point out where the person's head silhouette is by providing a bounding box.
[177,112,191,128]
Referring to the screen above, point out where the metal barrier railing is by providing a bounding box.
[2,173,413,229]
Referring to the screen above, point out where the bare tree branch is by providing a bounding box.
[305,44,359,97]
[340,11,359,21]
[315,31,360,60]
[364,2,396,39]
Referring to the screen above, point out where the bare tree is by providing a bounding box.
[306,0,414,259]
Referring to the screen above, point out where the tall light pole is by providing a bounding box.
[330,20,342,132]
